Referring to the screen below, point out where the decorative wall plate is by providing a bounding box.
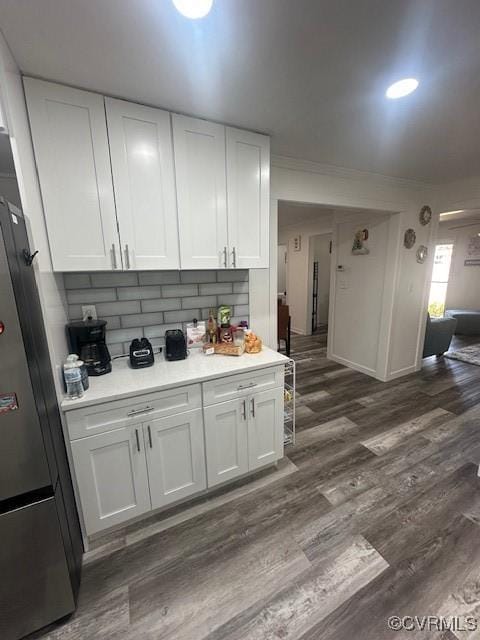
[404,228,416,249]
[416,244,428,263]
[419,205,432,226]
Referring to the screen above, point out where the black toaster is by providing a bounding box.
[165,330,188,361]
[129,338,155,368]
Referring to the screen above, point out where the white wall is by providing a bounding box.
[270,155,438,380]
[0,33,69,393]
[439,220,480,310]
[328,210,392,376]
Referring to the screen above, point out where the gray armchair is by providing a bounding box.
[423,314,457,358]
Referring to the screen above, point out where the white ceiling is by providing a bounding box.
[1,0,480,183]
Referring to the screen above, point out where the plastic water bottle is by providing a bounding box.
[64,354,84,399]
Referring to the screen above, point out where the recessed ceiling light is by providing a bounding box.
[385,78,419,99]
[172,0,213,19]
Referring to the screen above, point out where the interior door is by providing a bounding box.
[145,409,206,509]
[204,398,249,487]
[24,78,120,271]
[247,387,284,471]
[172,114,228,269]
[71,425,150,535]
[226,127,270,268]
[105,97,180,270]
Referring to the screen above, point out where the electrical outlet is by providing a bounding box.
[82,305,97,321]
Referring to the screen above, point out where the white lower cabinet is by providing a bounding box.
[204,399,249,487]
[145,409,207,509]
[71,425,151,535]
[204,386,284,487]
[67,369,284,536]
[247,387,284,470]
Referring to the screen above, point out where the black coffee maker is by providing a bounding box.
[67,319,112,376]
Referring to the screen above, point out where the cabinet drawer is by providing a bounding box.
[202,366,284,407]
[66,384,201,440]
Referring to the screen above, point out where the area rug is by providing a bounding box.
[445,344,480,366]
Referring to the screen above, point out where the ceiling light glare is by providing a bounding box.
[385,78,419,99]
[172,0,213,19]
[440,210,464,217]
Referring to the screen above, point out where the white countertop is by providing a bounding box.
[61,347,289,412]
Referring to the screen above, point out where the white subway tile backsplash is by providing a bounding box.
[217,270,248,282]
[199,283,233,295]
[67,288,117,304]
[68,305,83,320]
[180,271,216,284]
[96,300,141,316]
[164,309,199,323]
[234,305,249,317]
[64,270,249,347]
[63,273,91,289]
[144,323,182,339]
[138,271,180,286]
[121,312,164,328]
[108,343,126,357]
[181,295,217,310]
[141,298,182,312]
[106,327,143,345]
[90,272,139,288]
[103,316,121,330]
[117,286,162,300]
[162,284,198,298]
[233,281,249,294]
[218,293,249,306]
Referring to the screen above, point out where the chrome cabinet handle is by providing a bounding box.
[241,399,246,420]
[111,244,117,269]
[251,398,255,418]
[124,244,131,269]
[237,382,257,391]
[232,246,237,268]
[223,246,228,268]
[135,428,140,452]
[127,406,154,417]
[147,425,153,449]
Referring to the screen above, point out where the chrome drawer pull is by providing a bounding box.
[237,382,258,391]
[127,406,155,417]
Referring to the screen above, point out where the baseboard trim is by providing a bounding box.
[328,353,380,380]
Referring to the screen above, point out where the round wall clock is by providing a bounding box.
[404,228,416,249]
[416,245,428,264]
[419,205,432,226]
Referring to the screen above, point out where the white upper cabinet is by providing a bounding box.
[226,127,270,268]
[24,78,120,271]
[105,98,180,270]
[172,115,228,269]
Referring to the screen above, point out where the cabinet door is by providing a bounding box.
[172,115,228,269]
[145,409,206,509]
[24,78,120,271]
[105,98,180,270]
[247,387,284,470]
[204,399,249,487]
[226,127,270,268]
[71,426,150,535]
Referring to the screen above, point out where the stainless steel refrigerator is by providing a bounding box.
[0,191,82,639]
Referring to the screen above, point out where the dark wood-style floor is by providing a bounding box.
[31,332,480,640]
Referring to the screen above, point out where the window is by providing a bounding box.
[428,244,453,317]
